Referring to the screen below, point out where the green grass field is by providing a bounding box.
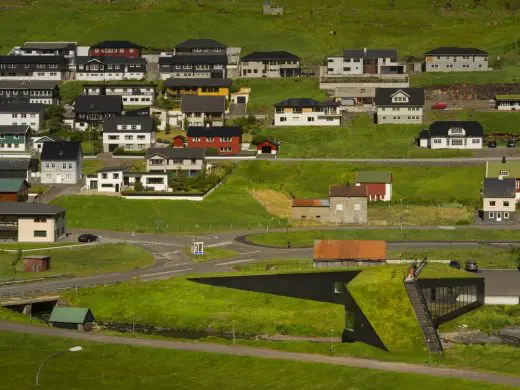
[0,244,154,280]
[410,66,519,87]
[439,305,520,334]
[426,109,520,135]
[2,332,515,390]
[0,242,75,250]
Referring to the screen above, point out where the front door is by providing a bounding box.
[55,174,62,184]
[90,180,98,190]
[496,212,502,222]
[115,184,120,192]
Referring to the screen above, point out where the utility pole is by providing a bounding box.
[400,198,404,230]
[330,329,334,355]
[232,320,236,345]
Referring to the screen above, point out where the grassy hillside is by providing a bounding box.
[0,0,518,63]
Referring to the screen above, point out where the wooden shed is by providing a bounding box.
[23,255,51,272]
[49,307,95,331]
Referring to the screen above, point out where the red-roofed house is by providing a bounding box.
[313,239,386,267]
[355,171,392,201]
[256,139,280,155]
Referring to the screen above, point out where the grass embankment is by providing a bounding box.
[426,110,520,135]
[184,247,240,262]
[411,66,519,87]
[249,229,520,248]
[0,242,75,251]
[0,244,154,280]
[419,263,479,279]
[391,247,520,269]
[28,184,49,195]
[2,332,515,390]
[439,305,520,334]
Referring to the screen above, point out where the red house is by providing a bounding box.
[256,138,279,155]
[187,126,242,154]
[172,135,186,148]
[355,171,393,201]
[89,40,141,58]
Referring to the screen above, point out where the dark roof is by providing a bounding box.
[483,178,516,198]
[74,95,123,113]
[0,159,31,171]
[273,98,339,108]
[241,51,300,62]
[343,49,397,59]
[329,184,368,198]
[180,95,226,113]
[0,56,66,65]
[187,126,241,137]
[159,55,227,65]
[175,39,227,50]
[90,40,141,49]
[75,56,146,65]
[103,117,154,133]
[424,47,488,55]
[0,202,65,216]
[0,125,30,135]
[163,78,232,88]
[22,42,76,50]
[374,88,424,106]
[0,81,59,90]
[146,147,205,160]
[41,141,82,161]
[0,103,44,113]
[427,121,484,137]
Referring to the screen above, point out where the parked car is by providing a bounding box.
[465,260,479,272]
[78,233,98,243]
[431,102,448,110]
[449,260,461,269]
[507,139,516,148]
[488,140,497,148]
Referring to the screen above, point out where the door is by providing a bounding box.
[115,184,120,192]
[109,144,118,152]
[55,174,62,184]
[90,180,98,190]
[496,212,502,222]
[261,146,272,154]
[237,96,246,104]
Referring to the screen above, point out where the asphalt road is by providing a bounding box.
[2,321,519,387]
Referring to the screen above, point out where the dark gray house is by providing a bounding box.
[0,55,66,81]
[73,95,123,130]
[0,80,60,105]
[482,178,516,224]
[74,56,146,81]
[174,39,227,55]
[146,147,206,176]
[159,55,227,80]
[41,141,82,184]
[180,95,226,129]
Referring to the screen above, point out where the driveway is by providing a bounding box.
[38,181,85,203]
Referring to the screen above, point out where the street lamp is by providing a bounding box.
[35,346,83,388]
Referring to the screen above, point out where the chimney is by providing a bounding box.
[363,48,367,54]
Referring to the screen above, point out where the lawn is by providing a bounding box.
[185,247,240,262]
[439,305,520,334]
[390,247,520,269]
[418,262,479,279]
[81,140,102,156]
[28,184,49,195]
[82,159,104,175]
[0,242,75,251]
[249,228,520,248]
[411,66,520,87]
[0,244,154,281]
[258,114,473,159]
[1,332,515,390]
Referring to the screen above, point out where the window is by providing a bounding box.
[125,135,133,140]
[34,217,47,223]
[68,163,73,170]
[504,212,510,219]
[335,204,343,211]
[221,137,231,142]
[51,163,55,169]
[102,173,108,179]
[451,139,463,146]
[62,163,67,169]
[489,201,496,206]
[280,117,287,122]
[206,137,214,142]
[113,173,119,179]
[343,67,351,71]
[503,201,510,207]
[307,117,314,122]
[500,170,510,176]
[354,204,361,211]
[488,212,494,219]
[192,137,200,142]
[33,230,47,238]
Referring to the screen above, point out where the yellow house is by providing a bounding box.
[164,78,232,99]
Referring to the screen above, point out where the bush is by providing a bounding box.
[206,147,219,155]
[112,147,147,156]
[455,220,471,225]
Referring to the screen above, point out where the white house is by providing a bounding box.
[326,49,405,75]
[82,83,156,106]
[495,95,520,111]
[74,57,146,81]
[273,98,341,126]
[102,117,156,153]
[424,47,489,72]
[86,167,168,193]
[0,103,44,131]
[419,121,483,150]
[375,88,424,124]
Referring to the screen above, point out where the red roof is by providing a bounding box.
[292,199,329,207]
[329,184,368,198]
[313,240,387,261]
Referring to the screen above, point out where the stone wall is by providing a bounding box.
[425,83,520,101]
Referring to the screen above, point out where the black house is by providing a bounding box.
[0,56,66,80]
[158,55,227,79]
[73,95,123,130]
[0,80,60,105]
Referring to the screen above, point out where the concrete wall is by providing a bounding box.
[291,206,329,222]
[329,196,368,224]
[18,215,63,242]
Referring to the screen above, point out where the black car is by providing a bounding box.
[465,260,479,272]
[507,139,516,148]
[487,141,497,148]
[78,233,98,243]
[449,260,461,269]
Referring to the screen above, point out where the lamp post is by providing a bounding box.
[232,320,236,345]
[329,329,334,355]
[35,346,82,388]
[286,224,290,248]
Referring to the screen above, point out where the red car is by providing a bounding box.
[431,102,448,110]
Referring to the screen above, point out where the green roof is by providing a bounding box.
[356,171,392,184]
[0,178,28,192]
[486,161,520,178]
[496,95,520,100]
[49,307,91,324]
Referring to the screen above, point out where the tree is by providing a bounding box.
[11,248,22,277]
[134,180,144,192]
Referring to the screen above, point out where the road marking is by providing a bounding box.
[438,226,455,230]
[215,258,255,266]
[239,250,261,255]
[161,250,180,256]
[206,241,233,248]
[140,268,193,277]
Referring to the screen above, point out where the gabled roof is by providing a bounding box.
[33,135,62,143]
[486,160,520,178]
[159,55,227,65]
[356,171,392,184]
[0,81,59,90]
[187,126,241,137]
[313,240,387,261]
[103,117,154,133]
[374,88,424,106]
[49,307,93,324]
[292,199,329,207]
[0,178,29,192]
[74,95,123,113]
[241,51,300,62]
[329,184,368,198]
[41,141,82,161]
[146,147,205,160]
[180,95,226,113]
[343,49,397,59]
[175,39,227,50]
[483,178,516,198]
[0,103,44,113]
[22,42,76,50]
[0,125,30,135]
[427,121,484,137]
[90,40,141,49]
[0,56,66,65]
[273,98,339,108]
[0,202,65,216]
[163,78,232,88]
[424,47,488,56]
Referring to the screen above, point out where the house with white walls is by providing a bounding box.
[273,98,341,126]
